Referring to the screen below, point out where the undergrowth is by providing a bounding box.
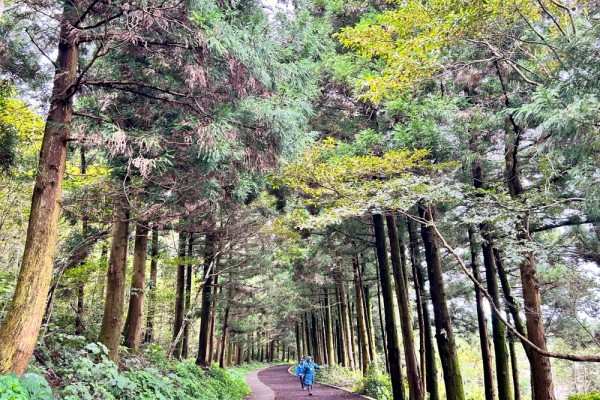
[0,334,269,399]
[316,363,392,400]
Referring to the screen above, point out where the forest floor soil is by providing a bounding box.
[248,364,368,400]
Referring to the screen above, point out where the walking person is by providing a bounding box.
[295,358,306,390]
[302,355,321,396]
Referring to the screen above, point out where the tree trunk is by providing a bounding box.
[182,233,194,359]
[363,284,377,368]
[98,206,130,363]
[407,216,439,400]
[123,222,149,352]
[335,288,346,366]
[144,226,159,343]
[501,67,555,400]
[347,296,358,369]
[386,215,423,400]
[311,311,320,363]
[507,311,521,400]
[173,231,187,359]
[75,148,88,336]
[0,0,80,374]
[304,312,312,357]
[337,269,355,370]
[373,213,406,400]
[324,288,336,365]
[219,303,230,368]
[419,205,465,400]
[352,256,371,374]
[319,305,329,364]
[472,154,512,400]
[494,250,529,352]
[208,256,220,364]
[375,258,390,374]
[296,321,302,362]
[301,316,309,357]
[468,226,495,400]
[196,231,215,367]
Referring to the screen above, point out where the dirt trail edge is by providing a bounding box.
[249,364,369,400]
[246,367,276,400]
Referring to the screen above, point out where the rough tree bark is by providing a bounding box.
[407,216,439,400]
[75,147,88,336]
[472,154,511,400]
[123,222,149,352]
[98,206,130,363]
[386,215,423,400]
[296,321,302,362]
[363,284,378,368]
[324,288,336,365]
[337,268,355,370]
[499,61,555,400]
[182,233,194,359]
[373,213,406,400]
[173,231,187,359]
[219,302,230,368]
[144,226,159,343]
[352,255,371,374]
[419,205,465,400]
[208,255,220,364]
[0,0,81,374]
[468,226,495,400]
[196,231,215,367]
[507,311,521,400]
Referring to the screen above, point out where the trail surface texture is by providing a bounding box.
[249,364,368,399]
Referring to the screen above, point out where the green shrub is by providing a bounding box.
[569,392,600,400]
[0,373,29,400]
[19,373,53,400]
[317,364,361,390]
[355,368,392,400]
[0,372,54,400]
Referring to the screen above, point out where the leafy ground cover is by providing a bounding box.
[0,335,270,400]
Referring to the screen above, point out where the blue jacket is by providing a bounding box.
[295,363,305,376]
[302,362,320,386]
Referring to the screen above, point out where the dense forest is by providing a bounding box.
[1,0,600,399]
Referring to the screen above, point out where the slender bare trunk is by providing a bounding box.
[419,205,465,400]
[98,206,130,363]
[123,222,149,352]
[196,231,215,367]
[144,226,159,343]
[324,288,336,365]
[219,304,230,368]
[407,216,439,400]
[472,154,511,400]
[338,268,355,370]
[387,215,423,400]
[352,255,371,374]
[182,233,193,359]
[0,0,80,374]
[506,310,521,400]
[208,256,220,363]
[75,148,88,336]
[373,214,405,400]
[499,61,555,400]
[173,231,187,359]
[468,226,495,400]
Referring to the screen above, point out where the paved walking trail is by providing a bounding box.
[246,364,369,400]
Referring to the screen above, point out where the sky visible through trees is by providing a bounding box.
[1,1,600,399]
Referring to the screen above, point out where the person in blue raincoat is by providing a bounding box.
[302,355,321,396]
[295,358,306,390]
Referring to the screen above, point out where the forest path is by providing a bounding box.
[248,364,369,400]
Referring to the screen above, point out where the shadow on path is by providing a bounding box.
[248,364,368,400]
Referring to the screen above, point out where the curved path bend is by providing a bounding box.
[246,364,369,400]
